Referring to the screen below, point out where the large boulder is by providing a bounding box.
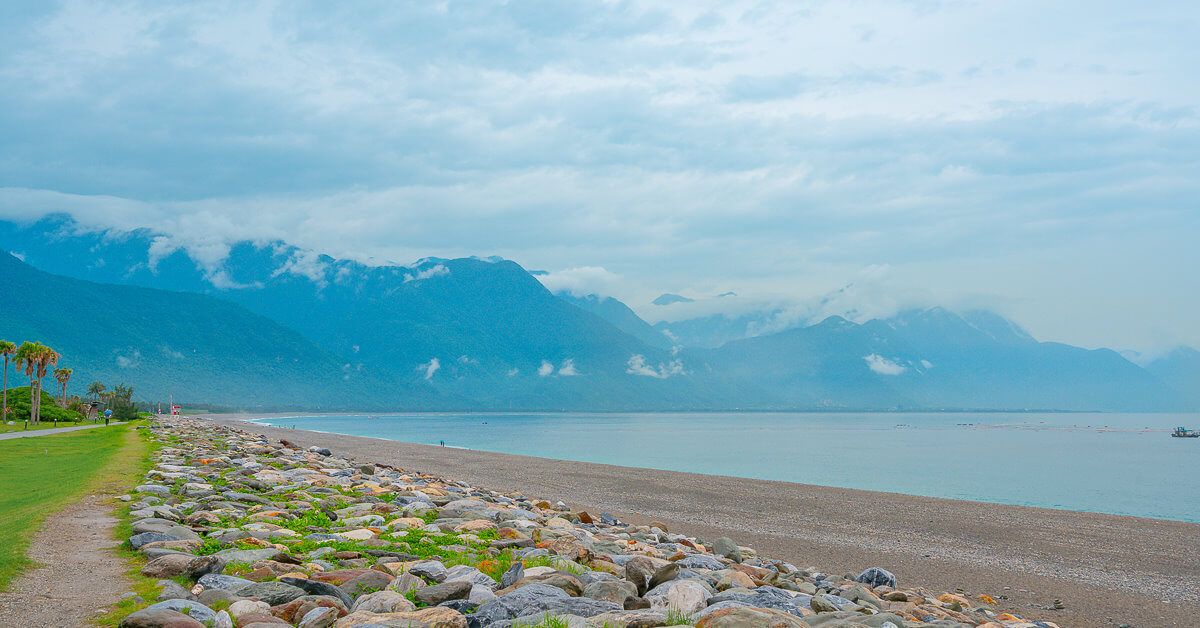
[582,579,637,604]
[856,567,896,589]
[415,580,472,606]
[712,537,742,563]
[233,581,307,605]
[644,579,711,615]
[119,608,205,628]
[351,590,416,613]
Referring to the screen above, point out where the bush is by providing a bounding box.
[2,386,85,423]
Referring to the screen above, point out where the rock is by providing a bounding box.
[233,581,308,605]
[339,570,394,597]
[810,595,838,613]
[416,580,473,605]
[185,555,226,579]
[156,579,196,602]
[624,557,655,596]
[334,606,468,628]
[695,606,810,627]
[198,573,253,591]
[297,607,338,628]
[139,600,217,624]
[281,576,356,609]
[712,537,742,563]
[856,567,896,589]
[500,562,524,589]
[883,591,909,602]
[675,555,724,570]
[141,554,195,578]
[646,563,679,590]
[130,532,182,549]
[352,589,417,613]
[624,596,651,610]
[468,583,497,605]
[212,610,234,628]
[228,599,272,620]
[644,579,709,615]
[410,560,449,583]
[119,608,206,628]
[388,572,428,596]
[582,579,637,604]
[589,609,670,628]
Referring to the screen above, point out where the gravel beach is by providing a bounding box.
[207,414,1200,628]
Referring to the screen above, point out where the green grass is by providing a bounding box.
[0,423,135,590]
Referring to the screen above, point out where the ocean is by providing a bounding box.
[252,411,1200,523]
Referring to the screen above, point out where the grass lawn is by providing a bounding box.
[0,418,105,434]
[0,423,145,590]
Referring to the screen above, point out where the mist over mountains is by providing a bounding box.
[1,215,1195,411]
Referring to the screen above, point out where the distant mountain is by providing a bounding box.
[0,250,440,409]
[1,215,1192,412]
[652,293,694,306]
[1143,347,1200,407]
[0,216,722,410]
[702,307,1189,411]
[556,293,671,349]
[655,310,784,348]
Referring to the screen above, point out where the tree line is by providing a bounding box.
[0,339,137,425]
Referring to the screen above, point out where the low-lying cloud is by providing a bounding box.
[863,354,906,375]
[626,354,685,378]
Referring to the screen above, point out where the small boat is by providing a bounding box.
[1171,427,1199,438]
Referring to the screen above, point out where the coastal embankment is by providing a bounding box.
[209,413,1200,627]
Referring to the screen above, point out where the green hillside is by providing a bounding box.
[0,251,442,409]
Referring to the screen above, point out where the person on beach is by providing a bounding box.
[440,440,445,447]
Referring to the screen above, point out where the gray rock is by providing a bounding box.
[141,599,217,623]
[280,576,356,609]
[212,609,234,628]
[233,580,307,605]
[196,573,252,591]
[129,532,181,549]
[297,606,338,628]
[713,537,742,563]
[500,562,524,589]
[810,595,838,613]
[445,564,498,591]
[675,555,724,570]
[647,562,679,590]
[582,579,637,604]
[185,555,226,579]
[416,580,472,605]
[214,548,279,563]
[155,579,197,602]
[409,560,449,583]
[624,556,655,596]
[856,567,897,589]
[472,583,570,625]
[119,608,205,628]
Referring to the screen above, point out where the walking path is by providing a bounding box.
[0,422,125,441]
[0,493,129,627]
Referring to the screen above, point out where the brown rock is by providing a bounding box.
[119,608,206,628]
[696,607,809,627]
[140,554,195,578]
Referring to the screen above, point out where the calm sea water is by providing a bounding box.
[252,412,1200,523]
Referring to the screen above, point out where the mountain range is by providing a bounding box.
[0,214,1195,411]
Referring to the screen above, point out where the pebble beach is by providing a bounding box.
[93,416,1198,627]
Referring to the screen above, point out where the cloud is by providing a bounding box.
[116,349,141,369]
[403,264,449,283]
[534,266,622,296]
[9,251,25,261]
[160,345,184,360]
[417,358,440,380]
[537,360,555,377]
[863,354,906,375]
[626,354,685,378]
[0,2,1198,349]
[273,249,330,288]
[557,359,579,376]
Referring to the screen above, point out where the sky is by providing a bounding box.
[0,0,1197,351]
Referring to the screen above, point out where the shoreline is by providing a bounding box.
[206,413,1200,627]
[231,412,1194,525]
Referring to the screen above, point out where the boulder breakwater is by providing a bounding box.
[115,417,1060,627]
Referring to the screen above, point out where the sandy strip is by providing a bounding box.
[205,414,1199,627]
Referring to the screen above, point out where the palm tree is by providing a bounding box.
[0,340,15,423]
[87,381,106,400]
[14,342,59,425]
[53,367,73,408]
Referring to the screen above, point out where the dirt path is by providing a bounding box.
[0,493,128,627]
